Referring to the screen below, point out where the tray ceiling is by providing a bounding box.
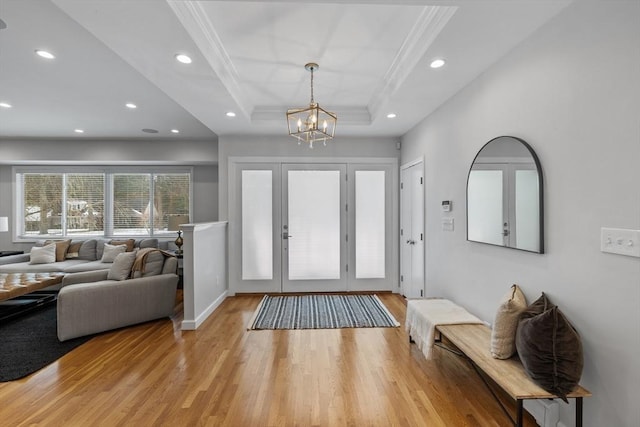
[0,0,572,140]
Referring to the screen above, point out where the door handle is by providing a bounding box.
[406,239,416,245]
[283,232,293,239]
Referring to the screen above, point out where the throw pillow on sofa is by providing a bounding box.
[77,239,98,260]
[65,241,83,259]
[29,243,56,264]
[490,284,527,359]
[107,250,138,281]
[44,239,72,262]
[101,243,127,263]
[109,239,136,252]
[515,293,584,401]
[131,250,165,278]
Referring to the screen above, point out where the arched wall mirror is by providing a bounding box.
[466,136,544,253]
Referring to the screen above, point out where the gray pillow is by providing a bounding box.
[78,239,98,260]
[131,251,165,278]
[95,239,108,260]
[107,251,137,281]
[29,243,56,264]
[138,238,158,249]
[101,243,126,263]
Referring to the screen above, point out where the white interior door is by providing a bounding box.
[281,164,347,292]
[400,162,424,298]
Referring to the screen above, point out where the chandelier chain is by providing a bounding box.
[310,66,314,104]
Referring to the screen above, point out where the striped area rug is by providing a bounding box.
[248,294,400,330]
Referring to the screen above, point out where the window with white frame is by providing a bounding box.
[14,167,191,239]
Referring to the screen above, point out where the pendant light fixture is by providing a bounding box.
[286,63,337,148]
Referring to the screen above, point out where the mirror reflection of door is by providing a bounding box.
[466,136,544,253]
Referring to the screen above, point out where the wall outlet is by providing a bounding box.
[601,228,640,258]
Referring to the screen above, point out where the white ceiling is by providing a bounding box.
[0,0,572,141]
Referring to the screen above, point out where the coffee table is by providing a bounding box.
[0,272,65,301]
[0,272,65,321]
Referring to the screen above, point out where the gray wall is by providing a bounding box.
[401,1,639,426]
[0,138,218,251]
[218,134,400,220]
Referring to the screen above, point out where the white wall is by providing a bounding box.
[0,138,219,250]
[401,1,640,425]
[181,221,227,330]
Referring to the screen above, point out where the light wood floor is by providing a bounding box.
[0,293,537,426]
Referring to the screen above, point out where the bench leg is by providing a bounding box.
[576,397,583,427]
[516,400,523,426]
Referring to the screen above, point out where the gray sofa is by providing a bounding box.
[57,256,179,341]
[0,238,164,275]
[0,238,179,341]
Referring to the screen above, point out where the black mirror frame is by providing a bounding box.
[466,135,544,254]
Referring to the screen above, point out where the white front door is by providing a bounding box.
[230,159,397,294]
[400,161,424,298]
[281,164,347,292]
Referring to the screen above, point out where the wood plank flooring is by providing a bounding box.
[0,293,538,426]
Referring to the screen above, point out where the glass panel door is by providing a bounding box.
[348,164,394,292]
[242,170,274,280]
[229,163,281,294]
[282,164,347,292]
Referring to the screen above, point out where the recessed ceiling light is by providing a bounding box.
[226,111,236,117]
[0,102,12,108]
[430,58,446,69]
[171,129,180,134]
[175,54,192,64]
[125,103,137,109]
[35,50,55,59]
[387,113,397,119]
[74,129,84,133]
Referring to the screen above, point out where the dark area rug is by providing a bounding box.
[0,304,93,382]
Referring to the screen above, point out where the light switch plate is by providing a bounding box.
[601,228,640,257]
[442,217,454,232]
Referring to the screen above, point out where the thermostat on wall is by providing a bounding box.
[442,200,452,212]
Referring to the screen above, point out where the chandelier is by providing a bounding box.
[286,63,337,148]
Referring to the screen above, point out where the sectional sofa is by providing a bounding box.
[0,238,166,275]
[0,238,180,341]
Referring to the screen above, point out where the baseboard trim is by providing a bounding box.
[181,290,228,330]
[524,399,560,427]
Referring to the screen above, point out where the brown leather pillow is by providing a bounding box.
[44,239,72,262]
[109,239,135,252]
[516,293,583,401]
[65,241,83,259]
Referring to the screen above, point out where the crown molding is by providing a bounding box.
[368,5,457,120]
[168,1,251,118]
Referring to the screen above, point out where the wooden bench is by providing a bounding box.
[434,323,591,427]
